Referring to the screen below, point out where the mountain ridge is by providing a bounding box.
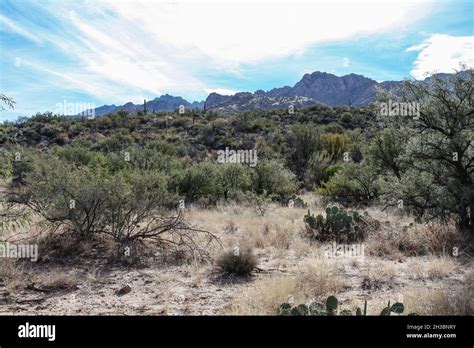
[86,70,464,116]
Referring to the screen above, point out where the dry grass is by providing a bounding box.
[367,220,465,259]
[369,259,399,278]
[1,193,472,316]
[224,276,296,315]
[398,223,464,256]
[362,259,399,288]
[187,204,312,260]
[407,256,458,280]
[403,279,473,315]
[35,272,79,291]
[0,259,79,293]
[216,248,257,277]
[0,258,29,291]
[225,259,345,314]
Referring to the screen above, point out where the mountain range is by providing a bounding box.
[86,70,464,116]
[83,95,205,117]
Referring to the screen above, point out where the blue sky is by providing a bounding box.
[0,0,473,121]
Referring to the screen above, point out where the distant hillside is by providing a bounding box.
[84,94,204,117]
[203,71,467,113]
[86,70,466,116]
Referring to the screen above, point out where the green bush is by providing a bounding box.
[287,124,322,178]
[6,151,221,259]
[220,163,252,200]
[307,151,332,186]
[321,133,351,162]
[7,153,212,246]
[252,160,298,200]
[318,164,379,204]
[177,162,223,203]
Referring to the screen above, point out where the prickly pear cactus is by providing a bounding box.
[309,301,326,315]
[278,297,405,317]
[304,206,366,242]
[326,295,338,315]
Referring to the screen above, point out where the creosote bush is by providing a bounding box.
[7,151,219,260]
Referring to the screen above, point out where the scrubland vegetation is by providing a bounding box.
[0,71,472,315]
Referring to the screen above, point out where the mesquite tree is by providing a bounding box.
[379,68,473,234]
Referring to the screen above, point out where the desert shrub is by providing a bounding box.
[54,145,109,171]
[320,123,344,134]
[247,191,272,216]
[0,148,14,179]
[377,71,474,233]
[287,194,308,208]
[98,133,134,152]
[216,248,257,277]
[7,153,218,258]
[8,148,38,187]
[145,137,187,157]
[368,128,406,178]
[251,160,298,200]
[177,161,223,203]
[11,157,112,238]
[123,145,188,173]
[304,206,366,242]
[220,163,252,200]
[307,151,332,186]
[318,163,379,204]
[349,148,363,163]
[287,124,322,179]
[321,133,351,162]
[339,112,353,128]
[398,223,466,256]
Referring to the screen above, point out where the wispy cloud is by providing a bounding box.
[406,34,474,79]
[0,0,472,120]
[205,88,240,96]
[0,13,43,44]
[1,0,434,102]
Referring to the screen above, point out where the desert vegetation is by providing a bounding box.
[0,70,472,315]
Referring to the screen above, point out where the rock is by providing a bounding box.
[116,284,132,296]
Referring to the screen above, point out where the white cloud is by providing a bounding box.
[0,13,43,44]
[1,0,435,102]
[106,0,433,66]
[205,88,239,96]
[407,34,474,79]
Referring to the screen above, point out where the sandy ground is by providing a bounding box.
[1,196,472,316]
